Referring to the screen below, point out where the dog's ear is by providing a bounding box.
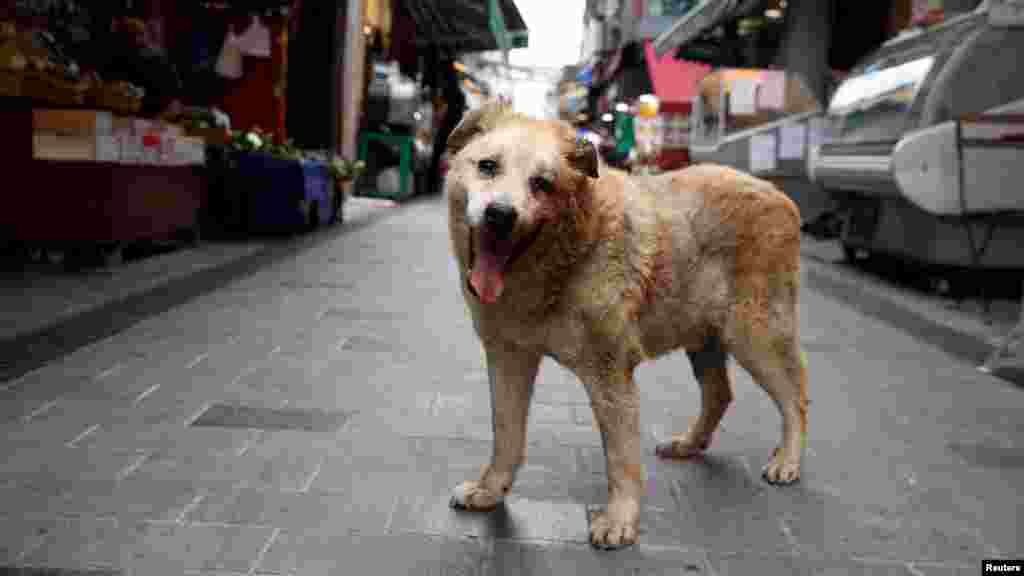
[569,136,600,179]
[447,101,510,156]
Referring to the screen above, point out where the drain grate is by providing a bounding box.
[190,403,352,432]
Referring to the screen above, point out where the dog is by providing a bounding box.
[444,102,809,550]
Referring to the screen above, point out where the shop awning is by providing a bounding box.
[651,0,762,58]
[405,0,529,53]
[644,40,712,103]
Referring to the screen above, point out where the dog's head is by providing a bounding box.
[445,102,599,305]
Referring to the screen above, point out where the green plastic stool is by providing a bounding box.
[358,131,415,201]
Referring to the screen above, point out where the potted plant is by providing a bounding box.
[327,156,365,225]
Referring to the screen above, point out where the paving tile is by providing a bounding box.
[2,399,115,449]
[641,460,797,555]
[185,339,280,388]
[0,566,122,575]
[50,476,200,524]
[312,431,423,490]
[17,516,121,571]
[258,531,490,576]
[408,435,607,505]
[906,563,973,576]
[393,491,591,544]
[779,484,990,565]
[113,521,276,574]
[0,473,198,525]
[0,446,146,485]
[186,486,391,534]
[82,426,255,461]
[0,515,53,564]
[64,357,177,403]
[230,431,333,492]
[0,374,78,424]
[488,540,710,576]
[121,444,253,492]
[708,551,924,576]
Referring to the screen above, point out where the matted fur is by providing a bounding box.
[445,102,809,550]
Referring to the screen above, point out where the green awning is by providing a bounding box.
[406,0,529,53]
[652,0,751,58]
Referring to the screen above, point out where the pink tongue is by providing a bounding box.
[470,252,506,304]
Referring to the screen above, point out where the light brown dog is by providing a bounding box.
[445,102,809,550]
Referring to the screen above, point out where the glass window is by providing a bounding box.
[824,12,984,143]
[648,0,700,18]
[827,56,935,116]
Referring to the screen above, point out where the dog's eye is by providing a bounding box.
[528,176,552,195]
[478,158,499,177]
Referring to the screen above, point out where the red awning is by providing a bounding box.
[643,40,712,105]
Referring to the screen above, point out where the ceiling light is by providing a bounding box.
[765,8,783,19]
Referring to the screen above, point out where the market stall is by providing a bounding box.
[0,1,364,267]
[689,68,828,222]
[0,10,208,268]
[808,1,1024,268]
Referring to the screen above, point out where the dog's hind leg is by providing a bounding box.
[450,341,541,511]
[656,335,733,459]
[728,314,808,485]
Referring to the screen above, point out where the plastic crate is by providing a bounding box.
[233,152,306,232]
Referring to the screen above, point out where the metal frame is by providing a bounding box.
[944,112,1024,372]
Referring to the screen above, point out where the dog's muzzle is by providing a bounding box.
[483,203,517,240]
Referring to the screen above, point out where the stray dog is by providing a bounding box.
[445,102,809,550]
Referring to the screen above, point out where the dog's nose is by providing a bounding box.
[484,203,517,238]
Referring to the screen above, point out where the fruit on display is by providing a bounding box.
[0,39,26,71]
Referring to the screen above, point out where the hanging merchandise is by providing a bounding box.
[215,27,244,79]
[236,14,271,58]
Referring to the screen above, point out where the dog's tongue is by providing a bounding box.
[470,228,510,304]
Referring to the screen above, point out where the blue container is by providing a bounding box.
[300,159,333,226]
[233,153,321,231]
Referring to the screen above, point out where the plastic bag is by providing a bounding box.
[215,31,243,79]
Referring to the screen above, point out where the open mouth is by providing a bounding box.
[466,223,544,304]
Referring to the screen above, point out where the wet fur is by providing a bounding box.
[445,103,809,550]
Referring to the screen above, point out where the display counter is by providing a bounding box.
[809,3,1024,269]
[0,99,206,265]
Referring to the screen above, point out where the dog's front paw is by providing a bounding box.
[449,480,503,511]
[588,503,639,550]
[655,433,709,459]
[762,447,801,485]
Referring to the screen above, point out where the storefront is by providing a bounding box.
[352,0,528,201]
[0,0,364,268]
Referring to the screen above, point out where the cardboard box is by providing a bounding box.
[187,126,229,147]
[111,117,180,138]
[33,109,113,137]
[118,134,143,164]
[168,136,205,166]
[33,132,119,162]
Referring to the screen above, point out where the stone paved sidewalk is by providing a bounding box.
[0,195,1020,575]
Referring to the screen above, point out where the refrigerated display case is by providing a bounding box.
[808,2,1024,269]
